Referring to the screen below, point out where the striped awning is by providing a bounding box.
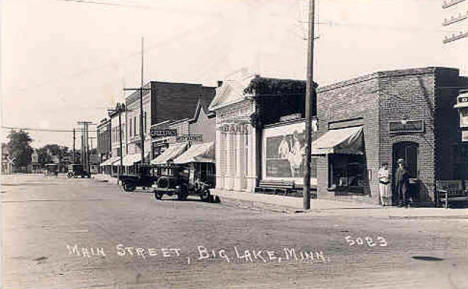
[173,142,215,164]
[99,156,120,167]
[312,126,363,155]
[151,143,188,165]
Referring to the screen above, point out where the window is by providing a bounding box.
[329,154,366,192]
[134,116,137,136]
[144,112,147,132]
[129,118,132,137]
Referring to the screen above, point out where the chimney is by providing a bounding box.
[217,81,223,87]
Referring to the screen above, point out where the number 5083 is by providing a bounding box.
[345,236,387,247]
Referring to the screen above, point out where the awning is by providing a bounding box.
[312,126,363,155]
[151,143,188,165]
[173,142,215,164]
[121,153,141,166]
[454,102,468,109]
[99,156,120,167]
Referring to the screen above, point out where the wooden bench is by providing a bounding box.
[255,180,295,196]
[435,180,468,208]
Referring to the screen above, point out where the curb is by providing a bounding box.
[218,196,468,219]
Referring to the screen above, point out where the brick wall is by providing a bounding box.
[153,82,216,125]
[316,75,380,204]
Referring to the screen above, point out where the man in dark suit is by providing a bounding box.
[395,158,410,208]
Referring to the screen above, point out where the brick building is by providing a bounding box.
[311,67,468,205]
[124,81,216,168]
[96,118,111,162]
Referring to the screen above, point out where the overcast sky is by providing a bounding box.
[1,0,467,148]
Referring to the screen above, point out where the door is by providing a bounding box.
[392,142,419,204]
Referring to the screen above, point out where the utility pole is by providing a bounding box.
[77,121,95,174]
[118,105,124,175]
[303,0,316,210]
[73,128,76,164]
[123,37,151,167]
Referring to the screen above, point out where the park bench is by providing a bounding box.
[255,180,295,196]
[435,180,468,208]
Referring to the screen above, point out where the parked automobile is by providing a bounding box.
[44,163,59,176]
[119,165,159,192]
[152,162,217,202]
[67,164,91,178]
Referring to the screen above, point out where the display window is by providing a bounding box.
[328,154,366,192]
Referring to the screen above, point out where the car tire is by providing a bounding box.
[67,172,73,178]
[157,177,169,189]
[154,190,163,200]
[200,189,210,202]
[123,182,136,192]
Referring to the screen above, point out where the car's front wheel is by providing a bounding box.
[123,182,136,192]
[200,189,210,202]
[67,172,73,178]
[154,190,164,200]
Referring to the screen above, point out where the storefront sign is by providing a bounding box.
[150,128,177,138]
[176,134,203,142]
[218,123,250,134]
[389,120,424,133]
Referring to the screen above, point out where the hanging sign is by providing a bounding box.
[150,128,177,138]
[176,134,203,142]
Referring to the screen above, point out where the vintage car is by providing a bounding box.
[67,164,91,178]
[119,165,159,192]
[152,162,217,202]
[44,163,59,176]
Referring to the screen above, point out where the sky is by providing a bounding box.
[1,0,467,148]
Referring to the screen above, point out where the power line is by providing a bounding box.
[1,126,98,133]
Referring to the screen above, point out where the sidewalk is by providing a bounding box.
[211,189,468,219]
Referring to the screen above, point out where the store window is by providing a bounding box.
[328,154,366,192]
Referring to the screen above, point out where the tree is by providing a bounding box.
[7,130,33,169]
[37,144,70,167]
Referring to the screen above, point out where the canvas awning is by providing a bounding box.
[312,126,363,155]
[173,142,215,164]
[121,153,141,166]
[99,156,120,167]
[454,102,468,109]
[151,143,188,165]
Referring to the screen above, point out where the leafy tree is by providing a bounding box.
[37,144,71,167]
[7,130,33,168]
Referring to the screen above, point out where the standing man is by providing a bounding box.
[395,159,410,208]
[378,162,391,206]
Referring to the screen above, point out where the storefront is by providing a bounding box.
[313,67,468,205]
[209,72,306,193]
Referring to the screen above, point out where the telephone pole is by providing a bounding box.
[77,121,95,173]
[303,0,316,210]
[123,37,151,166]
[72,128,76,163]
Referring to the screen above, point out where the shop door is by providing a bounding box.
[392,142,419,203]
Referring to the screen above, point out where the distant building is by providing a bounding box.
[30,149,40,173]
[2,144,15,174]
[96,118,112,173]
[124,81,216,168]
